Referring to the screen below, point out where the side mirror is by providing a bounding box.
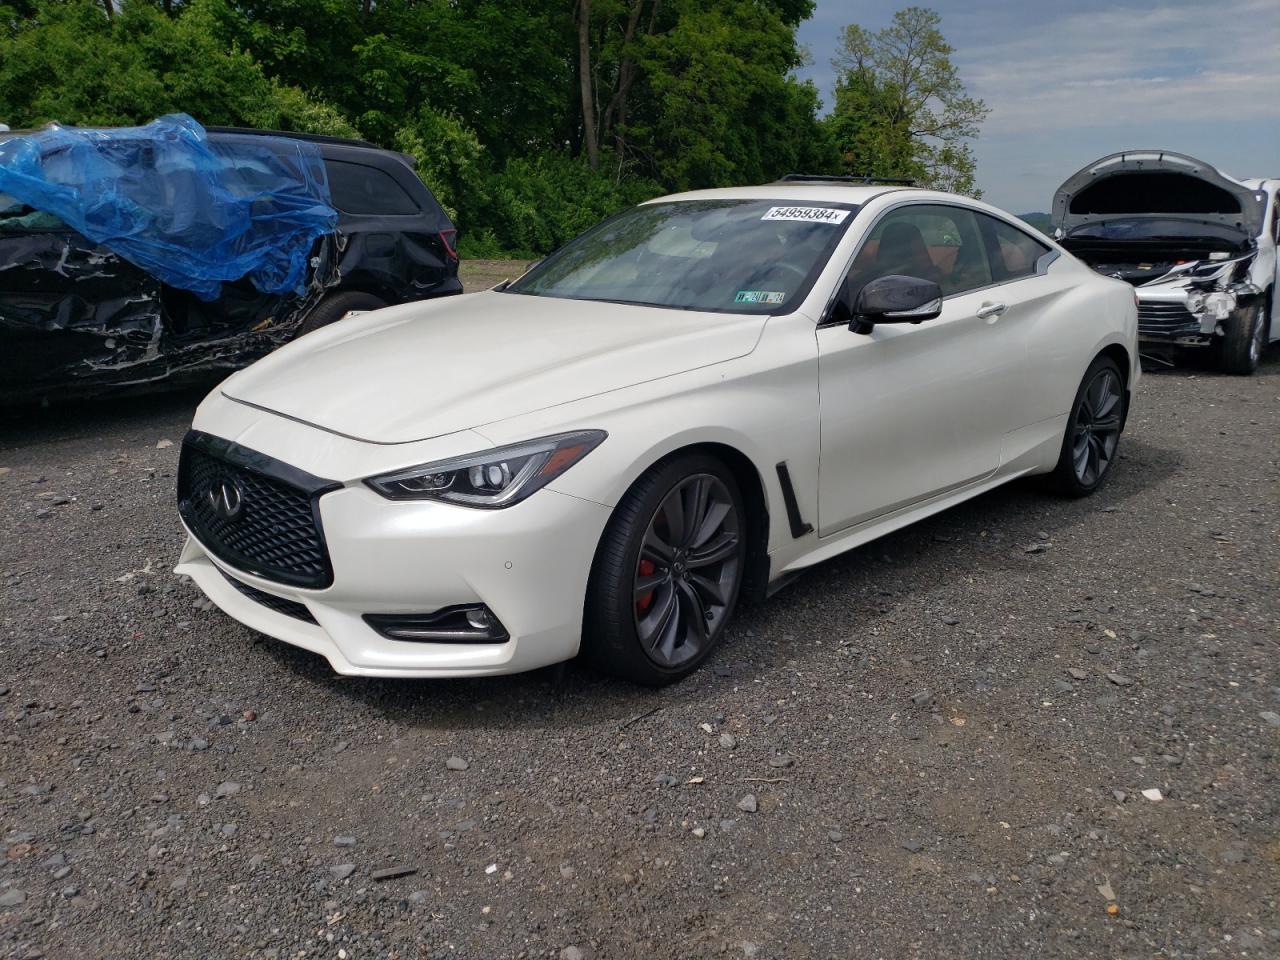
[848,274,943,334]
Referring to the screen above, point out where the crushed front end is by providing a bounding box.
[1125,253,1261,348]
[1051,150,1272,367]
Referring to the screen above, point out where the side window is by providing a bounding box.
[977,212,1052,282]
[847,203,993,299]
[325,160,418,216]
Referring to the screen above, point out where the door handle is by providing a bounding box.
[976,302,1008,320]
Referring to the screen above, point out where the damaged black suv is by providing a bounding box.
[1053,151,1278,374]
[0,126,461,404]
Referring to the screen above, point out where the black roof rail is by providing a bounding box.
[776,173,918,186]
[204,125,380,149]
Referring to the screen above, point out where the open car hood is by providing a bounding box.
[1052,151,1266,239]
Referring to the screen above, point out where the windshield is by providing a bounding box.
[507,199,858,314]
[1067,217,1248,244]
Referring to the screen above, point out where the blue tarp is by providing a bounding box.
[0,114,338,300]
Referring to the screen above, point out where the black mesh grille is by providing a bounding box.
[1138,301,1200,335]
[222,571,318,624]
[178,433,337,588]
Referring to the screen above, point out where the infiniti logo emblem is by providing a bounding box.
[207,476,245,522]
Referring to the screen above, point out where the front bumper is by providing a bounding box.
[177,483,612,677]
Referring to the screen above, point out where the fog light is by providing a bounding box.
[363,605,509,643]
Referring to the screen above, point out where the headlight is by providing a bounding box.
[1188,291,1235,321]
[364,430,606,507]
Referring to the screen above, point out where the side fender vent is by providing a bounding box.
[775,462,813,539]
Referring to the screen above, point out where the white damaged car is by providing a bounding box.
[176,179,1138,684]
[1053,151,1278,374]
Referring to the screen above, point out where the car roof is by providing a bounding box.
[206,127,420,171]
[647,183,999,206]
[0,124,417,167]
[642,183,1069,249]
[0,125,376,147]
[204,126,380,149]
[648,184,910,205]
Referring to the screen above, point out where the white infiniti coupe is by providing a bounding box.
[176,178,1138,684]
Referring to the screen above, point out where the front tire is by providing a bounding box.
[1216,303,1266,375]
[1050,355,1124,497]
[584,454,746,685]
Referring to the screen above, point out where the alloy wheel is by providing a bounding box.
[1072,367,1122,486]
[633,474,741,668]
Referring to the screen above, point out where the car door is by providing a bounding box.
[815,202,1029,536]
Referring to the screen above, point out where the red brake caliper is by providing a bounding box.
[636,558,656,613]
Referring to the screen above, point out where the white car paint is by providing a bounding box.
[1242,177,1280,337]
[221,293,767,444]
[176,183,1138,678]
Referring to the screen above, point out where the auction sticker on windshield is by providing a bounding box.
[735,290,786,304]
[761,206,851,225]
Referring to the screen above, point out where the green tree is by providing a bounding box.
[826,7,987,194]
[612,0,830,189]
[393,106,486,223]
[0,0,356,135]
[0,0,836,257]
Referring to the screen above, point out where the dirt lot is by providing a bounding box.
[1,280,1277,958]
[457,259,530,292]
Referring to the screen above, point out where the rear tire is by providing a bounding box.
[1216,303,1266,375]
[583,454,746,686]
[1050,355,1124,498]
[296,290,386,337]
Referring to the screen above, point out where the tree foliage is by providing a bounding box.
[0,0,986,255]
[825,6,987,195]
[0,0,357,135]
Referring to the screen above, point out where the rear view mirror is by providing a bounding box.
[849,274,943,334]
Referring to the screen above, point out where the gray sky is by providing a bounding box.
[795,0,1280,213]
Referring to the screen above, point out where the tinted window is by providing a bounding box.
[326,160,418,215]
[847,203,992,298]
[508,199,858,314]
[979,213,1051,281]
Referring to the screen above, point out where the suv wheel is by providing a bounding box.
[1216,303,1266,375]
[296,291,386,338]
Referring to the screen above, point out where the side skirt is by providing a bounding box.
[774,465,1037,577]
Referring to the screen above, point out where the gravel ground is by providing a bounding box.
[455,259,530,292]
[1,328,1277,958]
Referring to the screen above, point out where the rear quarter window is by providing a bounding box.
[325,159,419,216]
[977,213,1052,282]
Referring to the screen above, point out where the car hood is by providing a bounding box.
[1052,150,1266,239]
[220,291,767,444]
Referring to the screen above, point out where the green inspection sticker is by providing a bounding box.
[734,290,786,305]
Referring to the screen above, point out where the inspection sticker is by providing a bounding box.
[761,206,850,225]
[735,290,786,305]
